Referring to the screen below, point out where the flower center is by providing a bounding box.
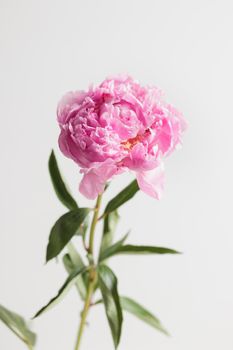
[121,135,142,150]
[121,129,150,150]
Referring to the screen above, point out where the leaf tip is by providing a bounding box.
[175,250,183,254]
[161,327,171,337]
[45,249,53,263]
[32,310,39,320]
[48,149,55,163]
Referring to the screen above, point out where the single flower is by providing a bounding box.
[57,75,186,199]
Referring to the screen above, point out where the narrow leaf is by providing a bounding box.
[78,216,89,240]
[100,180,138,254]
[98,265,123,348]
[100,244,180,260]
[49,150,78,210]
[99,233,129,262]
[0,304,36,347]
[46,208,90,262]
[67,242,85,269]
[63,243,87,300]
[34,266,86,318]
[63,255,87,300]
[104,180,139,215]
[120,296,169,335]
[100,210,119,254]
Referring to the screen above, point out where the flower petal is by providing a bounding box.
[79,171,106,199]
[136,164,165,199]
[79,159,117,199]
[123,143,158,171]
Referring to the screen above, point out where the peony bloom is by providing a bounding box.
[57,75,186,200]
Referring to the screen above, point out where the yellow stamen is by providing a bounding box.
[121,135,142,150]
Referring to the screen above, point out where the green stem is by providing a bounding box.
[89,194,102,256]
[74,273,96,350]
[74,194,102,350]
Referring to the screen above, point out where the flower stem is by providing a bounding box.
[88,194,102,256]
[74,273,96,350]
[74,194,102,350]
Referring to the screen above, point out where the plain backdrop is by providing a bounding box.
[0,0,233,349]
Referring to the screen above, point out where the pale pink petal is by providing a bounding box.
[167,104,188,133]
[57,91,87,124]
[136,164,165,199]
[79,159,117,199]
[58,131,90,167]
[123,143,158,171]
[79,172,106,200]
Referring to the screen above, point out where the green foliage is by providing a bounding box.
[79,216,89,240]
[44,158,181,349]
[100,210,119,254]
[100,179,139,255]
[99,233,129,262]
[98,265,123,348]
[34,266,87,318]
[63,243,87,300]
[104,180,139,215]
[120,296,169,335]
[49,150,78,210]
[46,209,90,262]
[0,304,36,348]
[100,244,180,261]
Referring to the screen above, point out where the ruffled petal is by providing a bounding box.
[136,164,165,199]
[123,143,158,171]
[57,91,87,125]
[58,131,90,168]
[79,171,106,199]
[79,159,117,199]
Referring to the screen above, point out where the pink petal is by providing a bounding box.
[136,164,165,199]
[58,131,89,167]
[123,143,158,171]
[79,159,117,199]
[79,171,106,199]
[57,91,87,124]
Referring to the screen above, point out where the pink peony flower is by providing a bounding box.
[57,75,186,200]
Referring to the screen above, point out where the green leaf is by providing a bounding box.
[100,210,119,254]
[99,180,138,255]
[63,243,87,300]
[34,266,86,318]
[98,265,123,348]
[104,180,139,215]
[78,216,89,239]
[49,150,78,210]
[120,296,169,335]
[99,233,129,262]
[46,208,90,262]
[100,244,180,260]
[0,304,36,347]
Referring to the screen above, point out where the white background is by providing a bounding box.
[0,0,233,349]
